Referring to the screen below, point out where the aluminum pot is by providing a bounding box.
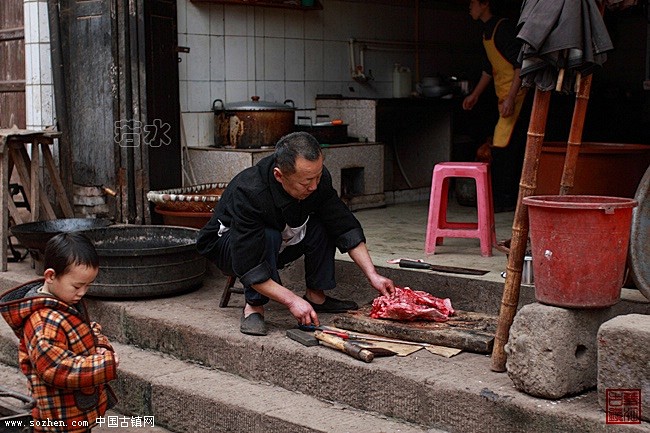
[212,96,296,148]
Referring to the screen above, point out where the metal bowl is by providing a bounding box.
[10,218,113,252]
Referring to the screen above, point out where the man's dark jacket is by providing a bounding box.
[196,155,365,286]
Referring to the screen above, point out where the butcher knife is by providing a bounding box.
[390,258,489,276]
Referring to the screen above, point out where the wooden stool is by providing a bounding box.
[425,162,496,257]
[219,274,244,308]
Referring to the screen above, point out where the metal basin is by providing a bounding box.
[81,225,206,299]
[10,218,113,252]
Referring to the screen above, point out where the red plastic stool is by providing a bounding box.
[425,162,496,257]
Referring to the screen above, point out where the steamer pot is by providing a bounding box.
[212,96,296,148]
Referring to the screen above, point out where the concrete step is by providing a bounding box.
[2,262,649,432]
[0,337,439,433]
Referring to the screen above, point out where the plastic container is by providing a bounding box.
[392,64,411,98]
[523,195,637,308]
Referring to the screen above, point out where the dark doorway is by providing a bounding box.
[144,0,181,192]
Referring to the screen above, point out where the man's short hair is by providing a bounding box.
[274,132,322,174]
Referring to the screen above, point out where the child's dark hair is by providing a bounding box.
[44,232,100,275]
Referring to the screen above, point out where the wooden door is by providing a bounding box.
[0,0,26,128]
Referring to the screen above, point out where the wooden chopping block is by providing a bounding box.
[332,307,497,354]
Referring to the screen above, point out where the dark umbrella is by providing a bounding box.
[490,0,613,372]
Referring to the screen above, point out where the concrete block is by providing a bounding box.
[597,314,650,422]
[504,303,618,399]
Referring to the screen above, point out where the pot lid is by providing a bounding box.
[226,96,295,111]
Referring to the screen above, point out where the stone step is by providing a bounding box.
[2,263,650,432]
[0,338,438,433]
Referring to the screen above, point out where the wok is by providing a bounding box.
[10,218,113,252]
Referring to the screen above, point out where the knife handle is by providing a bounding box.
[398,259,430,270]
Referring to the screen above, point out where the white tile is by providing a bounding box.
[255,37,265,80]
[224,5,248,36]
[25,85,34,128]
[210,81,226,104]
[181,112,199,147]
[304,81,322,108]
[263,8,284,38]
[263,81,285,103]
[304,39,323,82]
[284,81,305,109]
[209,35,226,81]
[251,81,265,100]
[322,40,347,82]
[178,81,189,111]
[24,43,33,85]
[29,43,40,84]
[284,10,304,39]
[303,10,323,40]
[209,4,224,35]
[246,7,256,37]
[186,34,210,81]
[177,0,187,34]
[177,34,188,81]
[30,85,43,127]
[197,112,213,146]
[37,1,50,43]
[40,84,54,126]
[322,1,355,42]
[225,81,248,102]
[39,43,52,84]
[27,2,39,44]
[23,1,31,40]
[187,81,212,112]
[263,38,284,81]
[186,1,210,35]
[285,39,304,81]
[247,36,256,80]
[254,8,264,37]
[224,36,247,80]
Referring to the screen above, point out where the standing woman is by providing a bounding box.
[463,0,529,212]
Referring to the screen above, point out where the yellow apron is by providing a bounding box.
[483,19,527,148]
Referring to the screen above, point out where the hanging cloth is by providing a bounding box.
[517,0,613,93]
[484,19,528,148]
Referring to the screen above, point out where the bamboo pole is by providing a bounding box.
[491,88,552,372]
[559,73,593,195]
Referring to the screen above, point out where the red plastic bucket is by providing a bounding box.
[523,195,638,308]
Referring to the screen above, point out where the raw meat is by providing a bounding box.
[370,286,454,322]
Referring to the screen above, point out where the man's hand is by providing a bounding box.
[499,96,515,117]
[462,93,479,111]
[476,141,492,163]
[368,273,395,297]
[287,296,320,327]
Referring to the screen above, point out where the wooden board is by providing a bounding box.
[331,306,497,354]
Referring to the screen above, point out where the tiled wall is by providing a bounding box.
[24,0,54,130]
[177,0,478,147]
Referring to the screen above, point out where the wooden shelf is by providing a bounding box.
[189,0,323,10]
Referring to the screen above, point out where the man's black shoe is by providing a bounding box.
[304,295,359,313]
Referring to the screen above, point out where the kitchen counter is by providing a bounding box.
[186,142,386,210]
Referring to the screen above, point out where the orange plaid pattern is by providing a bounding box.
[1,280,118,432]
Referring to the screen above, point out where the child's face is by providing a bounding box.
[44,264,99,304]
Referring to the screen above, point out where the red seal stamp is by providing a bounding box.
[606,389,641,424]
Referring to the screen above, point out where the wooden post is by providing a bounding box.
[559,74,593,195]
[491,88,552,372]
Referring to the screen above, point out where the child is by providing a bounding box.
[0,232,119,432]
